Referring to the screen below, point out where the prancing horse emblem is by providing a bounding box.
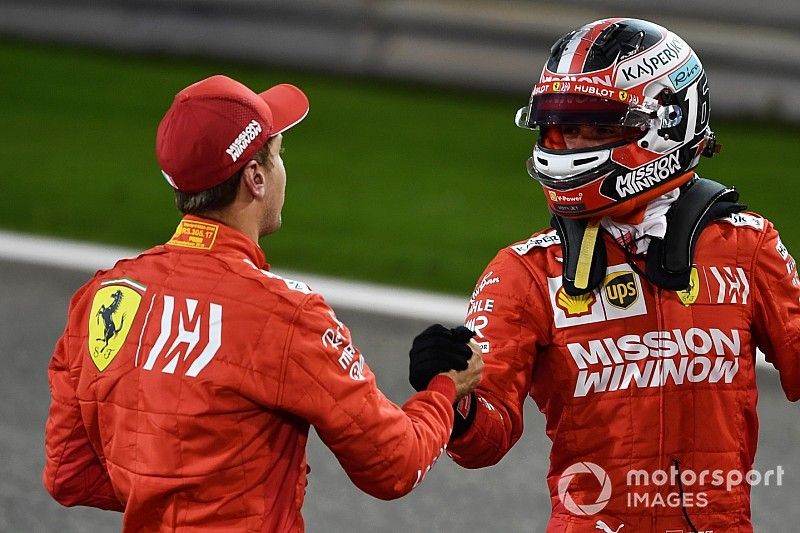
[96,290,126,356]
[88,283,143,371]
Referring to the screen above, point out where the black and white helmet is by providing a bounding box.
[516,18,719,218]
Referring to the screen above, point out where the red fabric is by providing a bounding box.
[156,75,309,192]
[449,212,800,532]
[43,215,454,532]
[425,374,457,404]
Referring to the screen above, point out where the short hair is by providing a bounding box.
[174,141,272,215]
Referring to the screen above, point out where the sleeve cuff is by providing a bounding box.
[425,374,457,404]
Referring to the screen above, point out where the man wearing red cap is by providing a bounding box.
[43,75,483,531]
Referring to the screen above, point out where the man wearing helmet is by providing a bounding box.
[443,18,800,533]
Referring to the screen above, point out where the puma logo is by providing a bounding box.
[596,520,624,533]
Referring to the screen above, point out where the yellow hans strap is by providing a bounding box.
[574,218,600,290]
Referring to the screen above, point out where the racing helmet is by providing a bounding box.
[516,18,719,219]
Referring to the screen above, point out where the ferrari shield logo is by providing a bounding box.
[676,266,700,306]
[88,283,143,371]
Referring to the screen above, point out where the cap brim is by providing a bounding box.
[259,84,309,136]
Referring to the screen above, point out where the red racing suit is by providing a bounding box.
[43,215,457,532]
[448,211,800,532]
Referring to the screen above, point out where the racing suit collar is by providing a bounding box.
[600,187,680,254]
[170,214,270,270]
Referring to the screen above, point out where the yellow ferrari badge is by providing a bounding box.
[676,267,700,306]
[88,281,144,371]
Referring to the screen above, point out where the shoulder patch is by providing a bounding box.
[511,230,561,255]
[88,281,146,371]
[243,259,313,294]
[720,212,764,231]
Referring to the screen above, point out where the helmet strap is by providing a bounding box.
[552,215,607,296]
[575,218,601,290]
[645,178,744,289]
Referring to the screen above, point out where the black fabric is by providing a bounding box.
[408,325,475,392]
[551,178,744,293]
[645,178,744,290]
[552,215,607,296]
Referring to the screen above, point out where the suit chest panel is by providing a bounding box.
[538,259,753,400]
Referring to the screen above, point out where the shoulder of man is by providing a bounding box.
[469,227,558,303]
[486,227,563,281]
[713,210,769,234]
[506,227,561,257]
[83,247,321,326]
[706,210,777,250]
[225,257,319,309]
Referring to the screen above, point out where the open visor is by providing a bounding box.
[516,90,657,130]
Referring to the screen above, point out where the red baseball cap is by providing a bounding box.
[156,75,309,193]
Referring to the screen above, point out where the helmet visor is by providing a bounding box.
[516,94,655,130]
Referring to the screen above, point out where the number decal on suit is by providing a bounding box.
[142,295,222,377]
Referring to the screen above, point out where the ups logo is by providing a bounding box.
[604,271,638,309]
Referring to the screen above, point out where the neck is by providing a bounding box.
[199,208,260,243]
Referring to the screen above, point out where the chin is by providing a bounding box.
[261,216,282,237]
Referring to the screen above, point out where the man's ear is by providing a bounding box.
[241,160,266,199]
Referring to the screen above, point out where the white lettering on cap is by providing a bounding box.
[225,120,263,162]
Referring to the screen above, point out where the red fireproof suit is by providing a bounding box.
[448,211,800,532]
[43,215,457,532]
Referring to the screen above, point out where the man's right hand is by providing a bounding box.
[409,324,482,398]
[444,338,483,400]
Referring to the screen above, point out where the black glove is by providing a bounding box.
[409,324,475,392]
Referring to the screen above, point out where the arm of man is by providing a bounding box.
[276,293,480,500]
[447,248,549,468]
[42,287,124,511]
[752,220,800,400]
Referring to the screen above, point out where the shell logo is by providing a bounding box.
[556,287,596,317]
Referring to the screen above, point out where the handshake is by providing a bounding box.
[408,324,484,400]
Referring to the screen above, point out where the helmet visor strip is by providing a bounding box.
[516,81,657,130]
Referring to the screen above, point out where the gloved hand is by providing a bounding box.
[409,324,476,392]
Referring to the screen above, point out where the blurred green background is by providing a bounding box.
[3,40,799,295]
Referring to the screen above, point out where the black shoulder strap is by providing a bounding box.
[645,178,745,290]
[551,178,745,294]
[551,215,607,296]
